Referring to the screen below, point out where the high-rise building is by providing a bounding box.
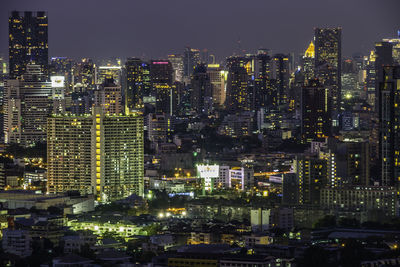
[374,42,394,111]
[207,64,227,107]
[9,11,48,79]
[150,60,175,115]
[294,154,328,205]
[302,41,315,82]
[272,54,290,106]
[379,66,400,186]
[314,27,341,116]
[47,115,93,195]
[254,51,272,110]
[125,58,151,110]
[4,63,52,146]
[191,64,212,115]
[72,58,96,92]
[94,78,123,115]
[168,54,184,83]
[183,47,201,79]
[47,109,144,201]
[226,56,251,112]
[97,65,122,85]
[301,79,331,143]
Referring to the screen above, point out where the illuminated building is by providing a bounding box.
[47,109,144,201]
[302,41,315,82]
[125,58,150,110]
[4,63,53,146]
[97,65,122,85]
[255,50,272,109]
[47,115,93,196]
[341,59,360,99]
[147,113,171,143]
[365,51,377,108]
[207,64,226,107]
[94,78,123,115]
[168,54,184,83]
[228,167,254,190]
[272,54,290,106]
[314,27,341,116]
[72,58,96,91]
[218,112,253,138]
[378,66,400,186]
[301,79,331,143]
[226,56,251,112]
[374,42,394,110]
[197,164,220,193]
[150,60,175,115]
[321,185,397,217]
[293,155,329,205]
[191,64,212,114]
[183,47,201,79]
[9,11,48,79]
[50,57,74,93]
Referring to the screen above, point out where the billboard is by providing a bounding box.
[51,76,65,88]
[197,164,219,178]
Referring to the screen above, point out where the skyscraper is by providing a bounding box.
[4,63,52,146]
[207,64,227,107]
[183,47,201,79]
[314,27,341,116]
[272,54,290,106]
[379,66,400,186]
[9,11,48,79]
[125,58,150,111]
[302,41,315,82]
[191,64,212,115]
[226,56,251,112]
[301,79,331,143]
[150,60,175,115]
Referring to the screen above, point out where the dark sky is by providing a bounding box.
[1,0,399,62]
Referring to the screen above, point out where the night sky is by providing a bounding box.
[1,0,399,62]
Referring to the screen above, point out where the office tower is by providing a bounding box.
[150,60,175,115]
[207,64,226,107]
[47,109,144,201]
[374,42,394,110]
[254,51,272,109]
[4,63,52,146]
[9,11,48,79]
[226,56,251,112]
[301,79,331,143]
[272,54,290,106]
[0,55,8,142]
[365,51,377,108]
[125,58,151,111]
[94,78,123,115]
[191,64,212,115]
[183,47,201,79]
[294,155,328,205]
[379,66,400,186]
[382,33,400,64]
[341,59,360,99]
[97,65,122,85]
[314,27,341,116]
[302,41,315,82]
[47,115,94,195]
[168,54,184,83]
[72,58,96,91]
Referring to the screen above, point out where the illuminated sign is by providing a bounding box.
[197,164,219,178]
[51,76,65,88]
[152,61,169,65]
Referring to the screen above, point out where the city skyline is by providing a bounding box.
[1,0,399,61]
